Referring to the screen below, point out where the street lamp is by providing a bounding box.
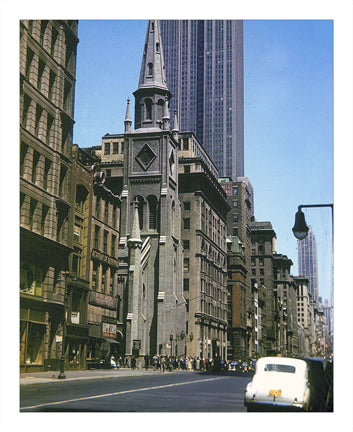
[58,271,70,379]
[292,204,333,240]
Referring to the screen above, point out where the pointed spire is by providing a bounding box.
[124,98,132,133]
[172,109,179,141]
[133,20,172,130]
[137,20,169,92]
[128,198,142,246]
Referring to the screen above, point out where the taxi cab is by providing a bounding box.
[244,356,311,411]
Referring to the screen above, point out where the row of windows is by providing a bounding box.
[94,226,117,257]
[20,193,67,244]
[21,93,72,155]
[24,44,74,115]
[91,261,117,296]
[25,20,77,74]
[103,141,124,155]
[94,195,119,229]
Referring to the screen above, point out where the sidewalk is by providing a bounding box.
[20,368,161,386]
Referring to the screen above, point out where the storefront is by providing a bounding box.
[86,321,123,368]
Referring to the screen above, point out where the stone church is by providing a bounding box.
[96,20,186,358]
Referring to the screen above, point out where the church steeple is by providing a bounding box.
[133,20,172,130]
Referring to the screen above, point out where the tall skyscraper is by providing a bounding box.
[297,227,319,303]
[160,20,244,180]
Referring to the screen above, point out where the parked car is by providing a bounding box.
[244,357,311,411]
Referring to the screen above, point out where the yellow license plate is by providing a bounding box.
[269,389,282,397]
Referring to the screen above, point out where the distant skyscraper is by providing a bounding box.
[160,20,244,180]
[297,227,319,303]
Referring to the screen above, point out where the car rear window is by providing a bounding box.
[263,364,296,373]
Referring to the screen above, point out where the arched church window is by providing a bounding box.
[156,42,160,52]
[157,99,164,122]
[147,62,153,76]
[145,98,152,120]
[147,195,158,230]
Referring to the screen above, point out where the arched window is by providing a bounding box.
[147,62,153,76]
[157,99,164,122]
[147,195,158,230]
[145,98,152,120]
[156,42,160,52]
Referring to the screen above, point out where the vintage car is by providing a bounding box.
[244,357,311,411]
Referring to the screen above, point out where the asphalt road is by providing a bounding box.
[20,371,252,412]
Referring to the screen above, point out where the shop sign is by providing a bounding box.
[71,312,80,324]
[89,291,117,309]
[102,322,117,338]
[91,249,118,268]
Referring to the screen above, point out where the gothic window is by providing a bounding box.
[147,195,158,230]
[145,98,152,120]
[156,42,160,52]
[157,98,164,121]
[147,62,153,77]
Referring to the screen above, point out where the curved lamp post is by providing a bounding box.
[292,204,333,240]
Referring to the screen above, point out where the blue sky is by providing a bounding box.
[73,19,333,303]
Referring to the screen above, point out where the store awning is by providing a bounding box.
[103,338,119,344]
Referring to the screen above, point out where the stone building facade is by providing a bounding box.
[250,221,277,356]
[219,178,253,361]
[20,20,78,371]
[273,254,299,357]
[178,132,229,359]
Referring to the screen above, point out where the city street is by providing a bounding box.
[20,371,251,412]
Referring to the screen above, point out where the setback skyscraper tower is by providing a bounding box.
[160,20,244,180]
[298,226,319,303]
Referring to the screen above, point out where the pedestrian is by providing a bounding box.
[144,353,150,370]
[131,355,136,370]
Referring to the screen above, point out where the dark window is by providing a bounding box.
[147,62,153,76]
[113,142,118,154]
[184,202,190,210]
[32,151,40,184]
[43,158,51,190]
[183,278,189,291]
[183,240,190,250]
[183,218,190,229]
[111,235,116,257]
[104,142,110,155]
[148,196,158,229]
[94,226,100,249]
[184,165,190,173]
[103,230,108,253]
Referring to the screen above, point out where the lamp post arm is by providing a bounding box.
[298,204,333,210]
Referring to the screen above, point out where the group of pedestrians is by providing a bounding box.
[111,354,231,373]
